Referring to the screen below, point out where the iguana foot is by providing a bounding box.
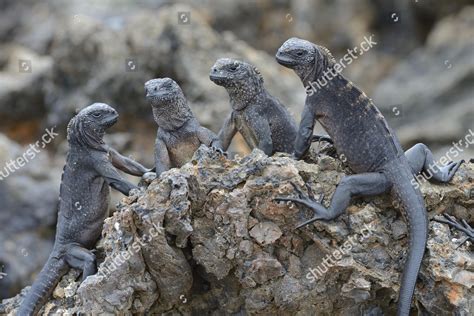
[312,134,333,144]
[274,182,330,228]
[434,213,473,247]
[211,145,228,157]
[311,134,336,158]
[437,160,464,182]
[141,171,157,185]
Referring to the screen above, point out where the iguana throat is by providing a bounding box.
[151,95,194,131]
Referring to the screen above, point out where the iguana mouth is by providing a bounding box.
[104,115,118,128]
[146,90,170,100]
[275,55,297,67]
[209,74,229,84]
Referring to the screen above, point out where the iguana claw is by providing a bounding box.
[274,182,328,228]
[211,146,227,157]
[295,216,324,229]
[434,213,474,246]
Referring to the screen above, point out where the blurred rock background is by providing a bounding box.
[0,0,472,300]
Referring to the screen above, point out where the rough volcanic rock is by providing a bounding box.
[0,133,61,299]
[2,146,473,315]
[373,6,474,160]
[0,45,52,139]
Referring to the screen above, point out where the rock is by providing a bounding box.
[246,256,285,285]
[0,45,52,138]
[0,0,471,313]
[186,0,421,55]
[2,146,473,315]
[0,0,57,55]
[249,221,283,246]
[0,133,61,299]
[390,219,407,240]
[373,6,474,160]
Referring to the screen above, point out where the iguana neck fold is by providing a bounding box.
[301,45,336,88]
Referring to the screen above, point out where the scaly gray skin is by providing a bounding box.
[210,58,297,155]
[274,37,463,316]
[17,103,149,316]
[210,58,332,156]
[145,78,222,175]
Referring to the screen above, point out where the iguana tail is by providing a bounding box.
[386,160,428,316]
[17,253,68,316]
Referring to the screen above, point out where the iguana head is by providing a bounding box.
[210,58,263,88]
[276,37,335,85]
[67,103,118,150]
[210,58,264,109]
[144,77,194,130]
[145,77,185,104]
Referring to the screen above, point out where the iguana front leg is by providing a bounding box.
[276,173,391,228]
[94,156,138,195]
[294,104,316,159]
[405,143,463,182]
[218,113,237,150]
[252,119,273,156]
[155,136,171,176]
[108,147,151,176]
[197,126,224,152]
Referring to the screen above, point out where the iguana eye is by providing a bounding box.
[92,112,102,118]
[229,64,239,71]
[296,51,304,56]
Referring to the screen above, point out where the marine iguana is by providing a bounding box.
[145,77,223,175]
[18,103,150,316]
[274,37,463,316]
[210,58,332,156]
